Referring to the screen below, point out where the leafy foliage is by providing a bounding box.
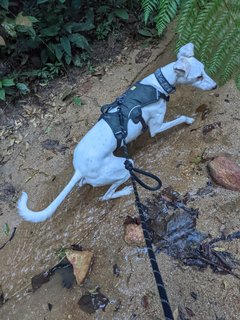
[0,77,30,101]
[0,1,94,68]
[140,0,240,88]
[140,0,180,34]
[176,0,240,87]
[0,0,130,101]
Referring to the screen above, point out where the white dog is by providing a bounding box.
[18,43,217,222]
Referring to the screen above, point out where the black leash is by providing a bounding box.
[118,108,174,320]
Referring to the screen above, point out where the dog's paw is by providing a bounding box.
[184,116,195,125]
[99,185,134,201]
[121,185,134,196]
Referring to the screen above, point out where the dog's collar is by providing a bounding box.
[154,68,176,94]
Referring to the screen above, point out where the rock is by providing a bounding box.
[208,156,240,191]
[124,223,145,247]
[65,250,93,285]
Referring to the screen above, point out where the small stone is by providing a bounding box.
[65,250,93,285]
[124,223,145,247]
[208,156,240,192]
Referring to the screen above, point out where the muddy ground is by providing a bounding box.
[0,28,240,320]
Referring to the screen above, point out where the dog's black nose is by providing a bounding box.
[212,84,218,90]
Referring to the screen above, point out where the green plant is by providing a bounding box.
[176,0,240,87]
[73,96,82,106]
[0,77,29,100]
[0,0,133,101]
[0,1,93,68]
[140,0,240,88]
[95,4,129,40]
[140,0,180,34]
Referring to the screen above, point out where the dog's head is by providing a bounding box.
[174,43,217,90]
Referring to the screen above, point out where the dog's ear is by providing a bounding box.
[177,43,194,59]
[173,57,190,76]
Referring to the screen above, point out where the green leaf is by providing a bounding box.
[236,74,240,90]
[37,0,49,4]
[15,12,32,27]
[73,96,82,106]
[138,28,153,37]
[2,18,17,37]
[40,48,48,64]
[0,81,2,88]
[54,44,64,61]
[64,53,72,65]
[3,223,10,236]
[28,16,39,23]
[0,0,9,10]
[41,25,60,37]
[68,33,90,50]
[71,0,82,9]
[73,54,82,67]
[0,35,5,46]
[60,36,71,56]
[97,5,110,14]
[16,83,30,94]
[16,26,36,39]
[68,21,95,33]
[0,89,5,100]
[59,0,65,3]
[113,8,129,20]
[2,78,15,87]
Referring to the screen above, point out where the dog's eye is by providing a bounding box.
[197,75,203,81]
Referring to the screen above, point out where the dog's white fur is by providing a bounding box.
[18,43,217,222]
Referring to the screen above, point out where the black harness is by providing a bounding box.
[99,81,169,149]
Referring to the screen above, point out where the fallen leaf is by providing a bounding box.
[41,139,68,154]
[203,122,221,136]
[78,289,109,314]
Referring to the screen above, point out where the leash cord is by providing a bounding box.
[118,108,174,320]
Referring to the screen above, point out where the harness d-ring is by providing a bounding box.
[124,159,162,191]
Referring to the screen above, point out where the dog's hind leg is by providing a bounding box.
[100,178,133,201]
[97,156,133,201]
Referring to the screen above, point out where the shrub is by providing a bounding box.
[0,0,130,100]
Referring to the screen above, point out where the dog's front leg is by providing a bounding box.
[149,115,194,137]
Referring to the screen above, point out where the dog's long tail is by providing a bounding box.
[18,171,82,223]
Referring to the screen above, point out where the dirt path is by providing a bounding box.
[1,29,240,320]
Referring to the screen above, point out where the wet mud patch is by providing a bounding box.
[146,187,240,277]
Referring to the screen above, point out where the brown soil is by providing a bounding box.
[0,26,240,320]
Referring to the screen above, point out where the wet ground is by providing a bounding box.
[0,28,240,320]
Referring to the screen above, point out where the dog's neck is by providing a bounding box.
[160,62,177,88]
[141,62,177,96]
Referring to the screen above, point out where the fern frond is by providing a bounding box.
[140,0,159,24]
[199,11,229,62]
[154,0,180,35]
[235,74,240,90]
[218,47,240,85]
[208,27,240,75]
[176,0,240,88]
[176,0,198,50]
[189,0,223,50]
